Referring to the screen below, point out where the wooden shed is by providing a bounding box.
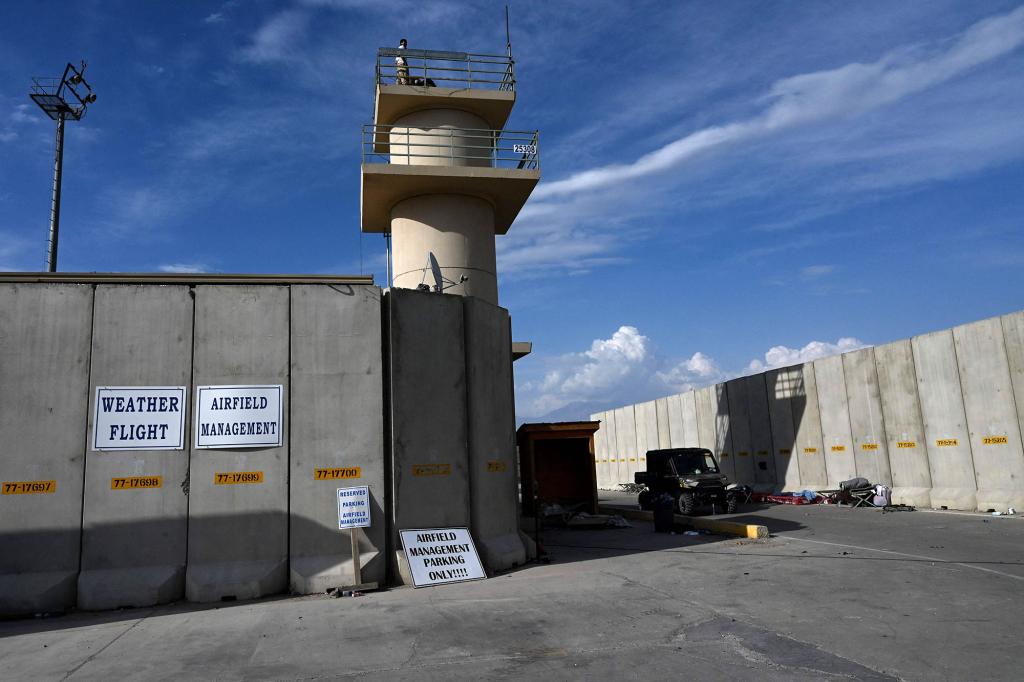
[516,421,600,516]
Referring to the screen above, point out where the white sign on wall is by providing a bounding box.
[194,385,283,449]
[93,386,187,451]
[399,527,486,588]
[337,486,371,530]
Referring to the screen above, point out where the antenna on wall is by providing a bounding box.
[505,4,512,58]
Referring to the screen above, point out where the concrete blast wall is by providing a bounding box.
[79,285,193,611]
[593,310,1024,511]
[0,284,92,616]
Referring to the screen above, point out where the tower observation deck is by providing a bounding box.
[361,46,540,304]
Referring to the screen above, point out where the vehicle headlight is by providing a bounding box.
[681,479,698,488]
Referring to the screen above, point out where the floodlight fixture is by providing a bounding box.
[29,60,97,272]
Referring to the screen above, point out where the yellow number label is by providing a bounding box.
[831,445,847,452]
[628,458,636,462]
[2,480,56,495]
[412,463,451,476]
[737,451,749,457]
[936,439,959,447]
[861,443,879,451]
[214,471,264,485]
[314,467,361,480]
[982,436,1009,445]
[803,447,817,454]
[756,450,769,456]
[779,448,792,455]
[111,476,162,490]
[896,441,916,449]
[719,452,730,458]
[486,460,507,472]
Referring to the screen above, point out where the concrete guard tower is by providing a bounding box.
[361,45,540,302]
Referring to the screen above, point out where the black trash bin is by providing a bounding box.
[652,493,675,533]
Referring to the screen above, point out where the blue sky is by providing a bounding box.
[2,1,1023,420]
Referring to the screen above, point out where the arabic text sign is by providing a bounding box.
[195,385,283,448]
[399,527,486,587]
[93,387,186,451]
[337,486,371,530]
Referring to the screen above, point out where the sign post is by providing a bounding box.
[337,486,376,592]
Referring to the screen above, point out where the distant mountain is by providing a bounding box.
[515,399,621,428]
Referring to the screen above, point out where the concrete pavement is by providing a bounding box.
[1,500,1021,681]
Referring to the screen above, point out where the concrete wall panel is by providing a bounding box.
[814,356,856,487]
[912,330,976,510]
[744,374,776,490]
[387,289,470,583]
[289,285,386,593]
[186,285,290,602]
[874,340,932,507]
[843,348,893,487]
[591,412,608,490]
[654,397,672,449]
[665,394,686,448]
[601,409,618,490]
[0,284,93,616]
[725,379,754,485]
[792,364,828,489]
[679,391,700,448]
[635,400,658,477]
[613,406,637,488]
[954,318,1024,512]
[463,298,525,570]
[1002,311,1024,442]
[765,368,799,492]
[78,285,192,610]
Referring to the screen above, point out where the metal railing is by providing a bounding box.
[362,125,539,171]
[377,48,515,91]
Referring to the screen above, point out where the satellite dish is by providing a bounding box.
[422,251,469,293]
[428,252,443,293]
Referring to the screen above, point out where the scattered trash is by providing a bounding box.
[607,515,632,528]
[1007,508,1016,515]
[991,511,1003,516]
[882,504,916,513]
[683,530,700,536]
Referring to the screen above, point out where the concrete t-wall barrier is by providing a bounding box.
[463,297,526,571]
[679,391,700,448]
[613,406,637,488]
[288,285,385,594]
[843,348,893,488]
[665,394,686,448]
[765,367,800,492]
[186,285,291,603]
[635,400,658,480]
[78,285,193,611]
[602,409,618,488]
[592,411,607,490]
[1002,312,1024,447]
[745,374,776,490]
[0,284,93,616]
[953,318,1024,512]
[814,355,856,488]
[725,379,754,486]
[387,289,470,584]
[912,329,977,510]
[655,397,672,449]
[873,340,932,507]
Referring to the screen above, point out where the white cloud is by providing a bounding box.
[516,325,867,418]
[239,10,311,64]
[746,338,866,373]
[534,5,1024,201]
[158,263,209,273]
[203,12,225,24]
[800,264,836,279]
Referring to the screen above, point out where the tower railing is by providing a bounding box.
[362,125,539,171]
[376,48,515,91]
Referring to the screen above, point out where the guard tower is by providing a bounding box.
[361,45,540,304]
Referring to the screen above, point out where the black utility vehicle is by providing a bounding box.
[635,448,737,515]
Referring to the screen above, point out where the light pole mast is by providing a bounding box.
[30,61,97,272]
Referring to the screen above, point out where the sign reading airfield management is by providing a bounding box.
[195,385,283,449]
[93,387,186,451]
[399,528,486,588]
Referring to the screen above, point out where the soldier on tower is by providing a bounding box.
[395,38,409,84]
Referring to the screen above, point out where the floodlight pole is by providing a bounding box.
[45,111,66,272]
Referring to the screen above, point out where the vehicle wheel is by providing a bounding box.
[638,490,652,510]
[726,496,738,514]
[678,492,695,515]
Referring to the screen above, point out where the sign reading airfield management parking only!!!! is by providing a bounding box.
[194,385,283,449]
[93,387,187,451]
[399,528,486,588]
